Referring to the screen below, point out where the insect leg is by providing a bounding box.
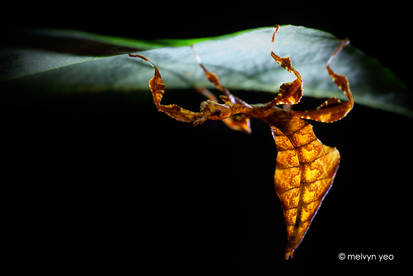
[192,86,250,133]
[190,48,252,132]
[129,53,247,126]
[190,45,250,107]
[268,25,303,106]
[129,53,204,123]
[294,39,354,123]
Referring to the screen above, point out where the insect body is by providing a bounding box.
[130,25,353,259]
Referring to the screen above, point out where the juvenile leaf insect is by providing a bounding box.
[129,25,354,260]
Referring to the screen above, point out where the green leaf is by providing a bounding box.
[1,25,411,117]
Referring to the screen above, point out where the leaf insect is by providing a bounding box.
[129,25,354,259]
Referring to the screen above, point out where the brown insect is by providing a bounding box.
[129,25,354,259]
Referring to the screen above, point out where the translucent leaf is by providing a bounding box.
[1,25,411,117]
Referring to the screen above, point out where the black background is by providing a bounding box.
[2,0,411,272]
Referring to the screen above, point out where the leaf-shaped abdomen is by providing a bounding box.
[271,117,340,259]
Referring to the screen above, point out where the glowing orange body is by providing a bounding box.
[130,25,353,259]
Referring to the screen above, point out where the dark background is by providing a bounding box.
[2,0,411,272]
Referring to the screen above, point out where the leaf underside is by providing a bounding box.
[1,25,411,117]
